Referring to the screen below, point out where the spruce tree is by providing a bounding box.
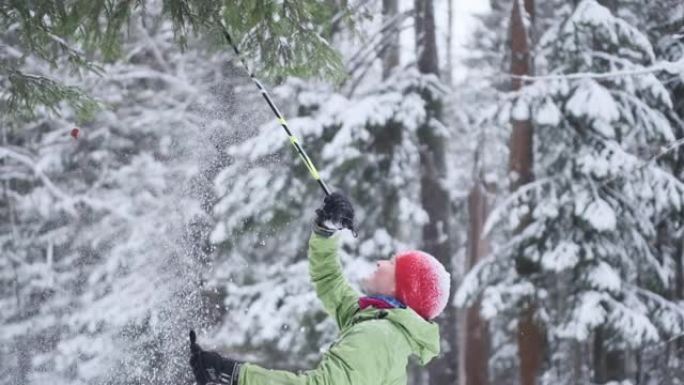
[457,1,684,384]
[0,4,244,383]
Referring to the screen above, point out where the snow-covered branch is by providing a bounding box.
[474,56,684,82]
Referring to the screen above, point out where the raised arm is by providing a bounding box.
[308,192,360,329]
[308,231,360,330]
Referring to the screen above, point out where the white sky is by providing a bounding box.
[438,0,491,82]
[397,0,491,83]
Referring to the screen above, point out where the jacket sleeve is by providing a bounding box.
[238,330,389,385]
[308,232,360,330]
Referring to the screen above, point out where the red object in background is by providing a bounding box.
[70,128,80,139]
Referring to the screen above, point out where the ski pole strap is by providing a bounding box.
[218,22,331,196]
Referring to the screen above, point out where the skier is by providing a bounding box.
[189,192,451,385]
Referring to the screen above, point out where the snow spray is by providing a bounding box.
[218,21,331,197]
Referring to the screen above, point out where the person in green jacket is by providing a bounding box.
[189,193,451,385]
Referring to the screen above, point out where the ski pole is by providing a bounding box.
[218,22,331,197]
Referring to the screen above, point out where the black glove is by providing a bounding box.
[314,192,356,236]
[189,330,241,385]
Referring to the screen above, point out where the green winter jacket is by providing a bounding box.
[238,232,441,385]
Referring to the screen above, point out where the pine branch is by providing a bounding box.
[0,1,356,116]
[2,69,100,118]
[474,56,684,82]
[0,144,134,221]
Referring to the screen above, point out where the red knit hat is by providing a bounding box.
[394,250,451,320]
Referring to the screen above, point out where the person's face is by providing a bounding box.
[361,256,396,296]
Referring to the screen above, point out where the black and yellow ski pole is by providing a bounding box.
[218,22,331,197]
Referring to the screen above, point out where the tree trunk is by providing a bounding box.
[16,334,30,384]
[414,1,456,385]
[415,0,440,76]
[419,101,457,385]
[573,341,584,385]
[677,240,684,357]
[678,241,684,304]
[381,0,400,80]
[588,3,630,383]
[463,183,490,385]
[509,1,543,385]
[376,0,402,234]
[518,305,544,385]
[593,326,627,383]
[509,0,534,189]
[671,33,684,362]
[445,0,453,85]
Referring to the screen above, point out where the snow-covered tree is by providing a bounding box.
[452,1,534,384]
[4,1,682,384]
[0,3,243,384]
[456,1,684,384]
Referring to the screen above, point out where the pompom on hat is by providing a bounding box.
[394,250,451,320]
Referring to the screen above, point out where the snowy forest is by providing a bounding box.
[1,0,684,385]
